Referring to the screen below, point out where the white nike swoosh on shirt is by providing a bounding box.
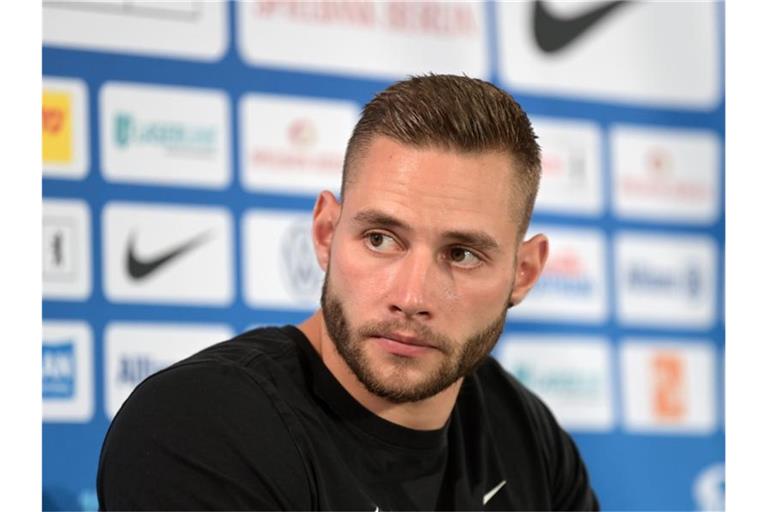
[483,480,507,506]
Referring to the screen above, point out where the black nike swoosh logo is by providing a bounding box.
[533,0,628,54]
[126,230,212,280]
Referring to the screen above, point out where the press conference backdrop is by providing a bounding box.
[41,2,725,510]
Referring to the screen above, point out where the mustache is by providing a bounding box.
[356,319,452,353]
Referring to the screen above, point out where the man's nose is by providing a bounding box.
[388,248,436,320]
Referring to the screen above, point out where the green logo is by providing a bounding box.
[113,112,217,155]
[115,113,134,148]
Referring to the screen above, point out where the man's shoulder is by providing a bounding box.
[174,325,302,371]
[111,325,309,432]
[98,325,314,510]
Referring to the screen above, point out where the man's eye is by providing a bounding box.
[365,232,398,252]
[448,247,482,268]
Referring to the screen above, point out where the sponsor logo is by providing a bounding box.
[611,126,720,223]
[238,2,488,79]
[43,1,227,60]
[483,481,506,506]
[251,2,479,36]
[103,202,233,305]
[43,321,93,422]
[693,462,724,511]
[240,94,357,194]
[243,209,324,309]
[117,353,172,388]
[43,217,77,281]
[114,112,218,156]
[650,351,687,420]
[533,1,628,54]
[535,249,593,296]
[101,82,230,188]
[511,361,602,399]
[42,77,89,179]
[281,219,324,300]
[498,337,613,430]
[497,2,719,107]
[531,118,602,215]
[127,230,212,280]
[42,91,72,163]
[42,199,91,300]
[247,118,340,173]
[287,118,318,148]
[627,262,702,300]
[42,342,76,399]
[620,339,716,433]
[511,227,607,323]
[105,322,233,418]
[615,233,716,328]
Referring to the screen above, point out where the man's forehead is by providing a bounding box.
[343,136,525,224]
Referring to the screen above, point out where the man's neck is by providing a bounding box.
[297,311,462,431]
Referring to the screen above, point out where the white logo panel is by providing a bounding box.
[43,320,93,423]
[611,125,720,223]
[43,1,227,61]
[42,77,89,179]
[43,199,91,300]
[531,117,603,216]
[511,226,607,323]
[615,233,717,328]
[240,94,358,194]
[100,82,231,189]
[497,336,614,430]
[620,339,716,434]
[103,202,233,305]
[497,2,719,108]
[237,1,488,79]
[243,209,324,310]
[105,322,233,419]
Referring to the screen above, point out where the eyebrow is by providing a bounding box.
[351,208,501,252]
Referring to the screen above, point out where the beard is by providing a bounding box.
[320,270,508,404]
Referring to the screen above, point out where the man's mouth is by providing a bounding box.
[371,331,438,357]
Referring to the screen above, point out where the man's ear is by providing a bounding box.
[312,190,341,272]
[508,234,549,307]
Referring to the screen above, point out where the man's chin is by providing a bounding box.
[351,346,459,403]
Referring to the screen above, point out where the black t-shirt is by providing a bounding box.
[98,326,599,511]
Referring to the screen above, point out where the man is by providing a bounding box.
[98,74,598,511]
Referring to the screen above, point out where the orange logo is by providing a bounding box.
[42,91,73,163]
[651,351,686,421]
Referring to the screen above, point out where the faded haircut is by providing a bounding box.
[340,73,542,236]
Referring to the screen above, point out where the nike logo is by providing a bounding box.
[483,480,506,506]
[532,0,628,54]
[126,230,212,280]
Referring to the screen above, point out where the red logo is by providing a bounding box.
[645,146,673,176]
[287,118,317,149]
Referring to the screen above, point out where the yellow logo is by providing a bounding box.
[42,91,73,163]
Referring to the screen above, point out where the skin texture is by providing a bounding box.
[299,135,548,430]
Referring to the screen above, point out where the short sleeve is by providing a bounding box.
[97,361,312,511]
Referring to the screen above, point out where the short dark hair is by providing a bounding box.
[341,74,541,235]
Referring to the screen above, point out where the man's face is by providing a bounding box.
[320,135,524,403]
